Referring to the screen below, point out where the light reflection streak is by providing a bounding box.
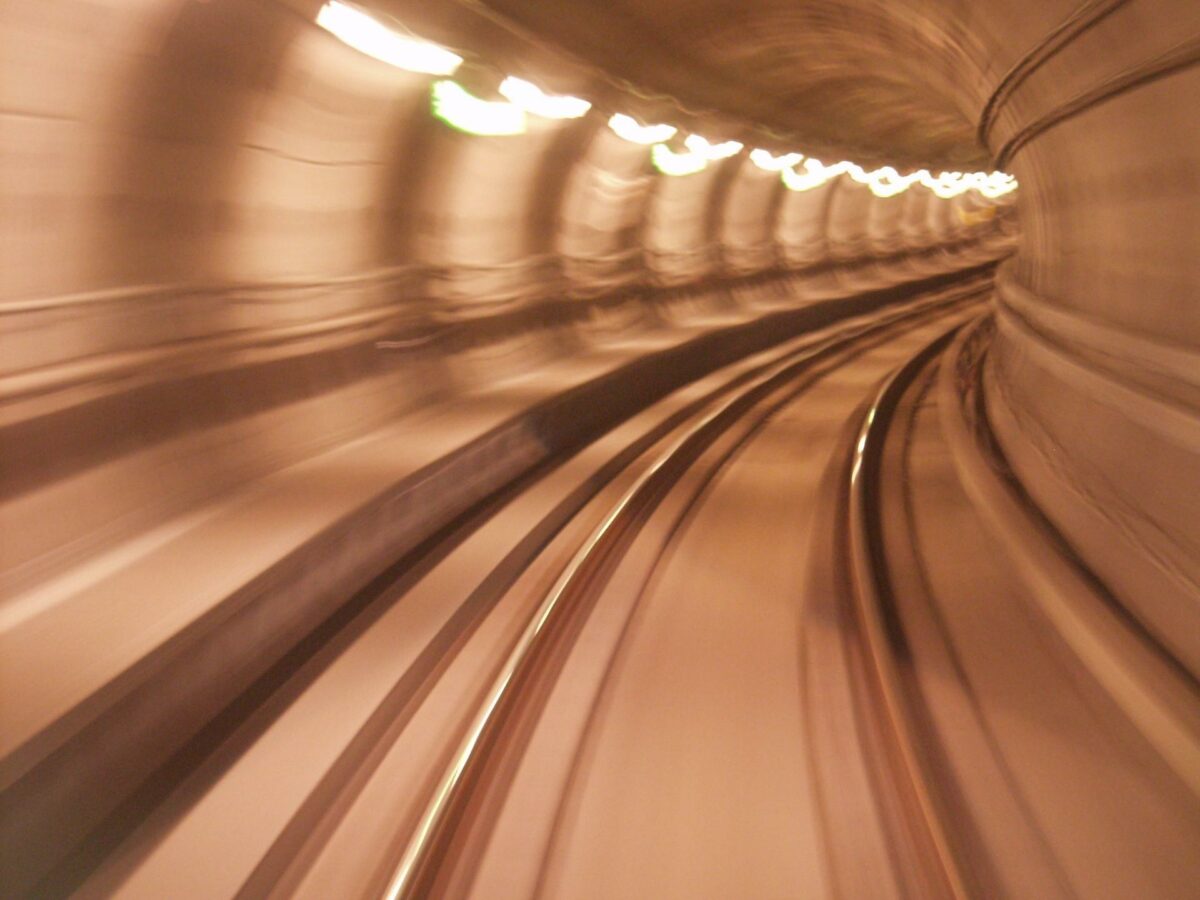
[499,77,592,119]
[312,4,1018,198]
[782,157,1018,198]
[651,143,709,176]
[609,114,678,145]
[431,81,526,136]
[683,134,744,160]
[315,1,462,75]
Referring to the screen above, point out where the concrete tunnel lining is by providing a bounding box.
[1,0,1198,895]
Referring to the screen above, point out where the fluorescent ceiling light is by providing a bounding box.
[816,159,868,181]
[651,144,708,176]
[781,165,827,192]
[683,134,743,160]
[609,114,677,145]
[780,157,845,192]
[979,171,1019,197]
[750,149,803,171]
[316,1,462,75]
[499,76,591,119]
[861,166,922,198]
[431,80,526,136]
[919,171,970,198]
[914,170,1016,198]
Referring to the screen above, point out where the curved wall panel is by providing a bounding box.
[978,2,1200,678]
[0,0,445,589]
[557,127,654,295]
[865,190,907,256]
[775,179,839,268]
[420,124,560,311]
[641,161,726,286]
[825,178,876,261]
[0,0,1015,614]
[719,160,783,274]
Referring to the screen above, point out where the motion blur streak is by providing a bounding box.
[650,142,710,176]
[750,149,805,171]
[1,1,1198,898]
[430,79,527,135]
[683,134,745,160]
[608,112,679,144]
[315,1,463,74]
[498,76,592,119]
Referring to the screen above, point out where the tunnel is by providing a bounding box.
[1,0,1198,896]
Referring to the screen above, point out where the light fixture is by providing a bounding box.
[316,4,1018,198]
[683,134,744,160]
[919,171,1018,199]
[778,158,1015,199]
[821,159,868,182]
[651,144,708,176]
[316,1,463,75]
[780,157,853,192]
[979,171,1019,197]
[781,163,828,192]
[498,76,591,119]
[863,166,922,198]
[608,114,678,145]
[918,171,968,198]
[750,149,803,171]
[431,80,526,135]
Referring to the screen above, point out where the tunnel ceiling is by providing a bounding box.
[471,0,993,169]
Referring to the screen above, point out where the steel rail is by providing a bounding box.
[380,287,986,899]
[846,323,971,900]
[227,281,981,900]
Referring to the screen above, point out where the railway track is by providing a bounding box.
[57,281,975,898]
[843,319,1200,899]
[382,291,980,900]
[48,275,1200,899]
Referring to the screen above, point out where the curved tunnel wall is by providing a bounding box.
[975,0,1200,677]
[8,1,1200,892]
[0,0,1013,595]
